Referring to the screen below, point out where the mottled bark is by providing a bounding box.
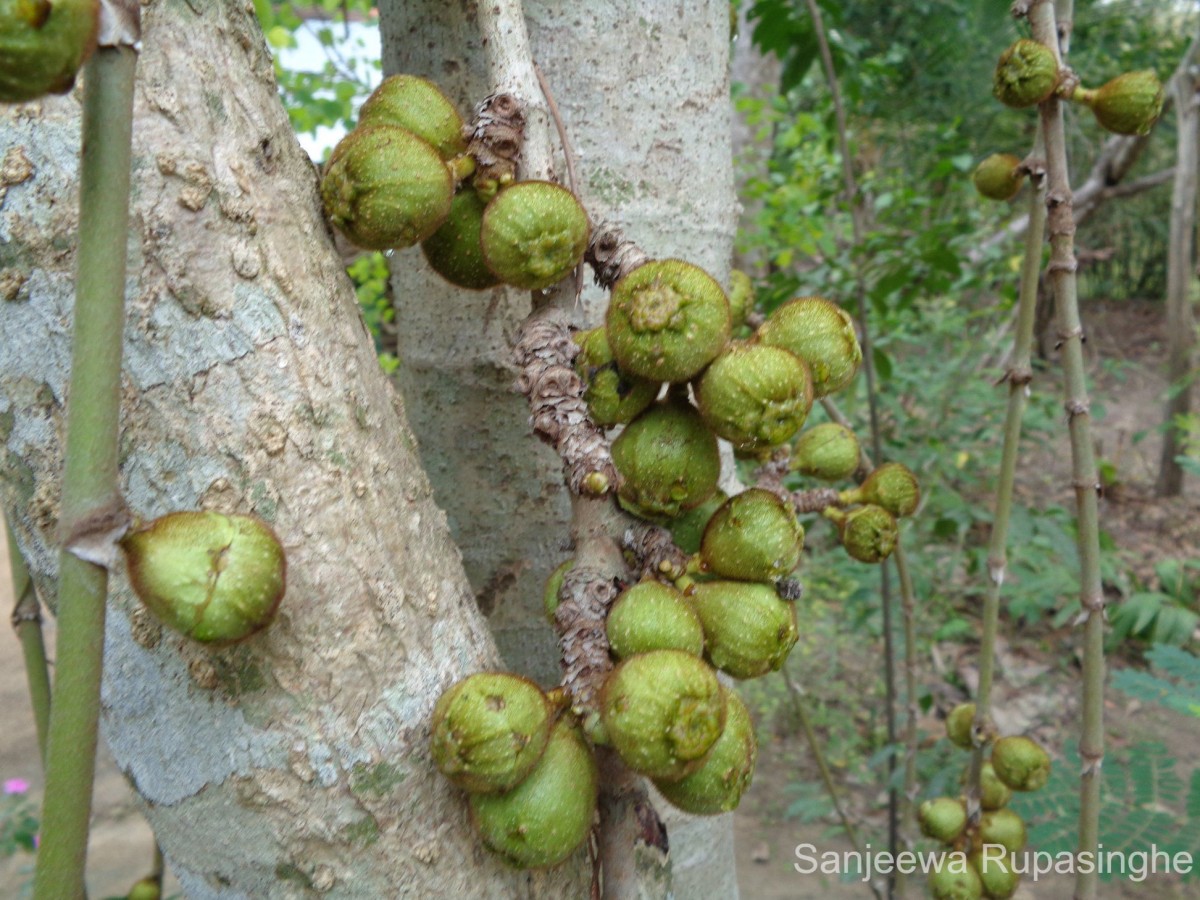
[0,2,588,896]
[379,3,741,896]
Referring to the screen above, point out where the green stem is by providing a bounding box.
[1029,6,1105,900]
[968,164,1048,814]
[33,37,138,900]
[8,516,52,762]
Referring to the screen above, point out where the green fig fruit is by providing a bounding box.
[605,259,732,383]
[694,342,813,452]
[126,877,162,900]
[120,511,286,644]
[600,649,726,780]
[1078,70,1164,136]
[929,853,984,900]
[918,796,968,845]
[973,154,1024,202]
[689,580,799,679]
[992,39,1059,109]
[543,558,573,623]
[321,125,453,250]
[977,762,1013,811]
[755,297,861,398]
[946,702,977,750]
[830,504,898,564]
[0,0,97,103]
[421,189,501,290]
[990,735,1051,792]
[666,490,728,556]
[572,326,659,427]
[727,269,753,330]
[846,462,920,517]
[606,580,705,659]
[790,423,861,482]
[699,488,804,583]
[611,398,721,521]
[978,808,1027,855]
[653,685,756,814]
[969,849,1020,900]
[357,74,467,160]
[469,719,598,869]
[430,672,553,794]
[480,180,590,290]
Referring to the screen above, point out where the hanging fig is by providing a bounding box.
[430,672,553,794]
[791,422,861,482]
[605,259,732,383]
[1075,70,1164,136]
[969,850,1020,900]
[755,297,861,397]
[421,189,501,290]
[828,504,899,564]
[606,580,705,659]
[992,39,1059,109]
[843,462,920,518]
[972,154,1024,202]
[653,686,756,815]
[918,796,968,844]
[611,398,720,520]
[990,735,1051,792]
[480,180,590,290]
[699,488,804,583]
[0,0,97,103]
[694,342,813,452]
[120,511,286,644]
[572,326,659,427]
[600,649,726,781]
[945,702,977,750]
[357,74,467,160]
[689,580,799,679]
[978,808,1028,855]
[976,761,1013,812]
[321,125,453,250]
[469,719,598,869]
[928,853,984,900]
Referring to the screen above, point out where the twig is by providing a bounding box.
[531,62,586,302]
[781,668,884,900]
[1028,5,1106,898]
[968,154,1048,820]
[33,5,140,898]
[7,517,51,762]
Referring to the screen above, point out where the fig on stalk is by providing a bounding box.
[421,189,501,290]
[790,422,861,482]
[945,702,977,750]
[1075,70,1164,136]
[928,853,984,900]
[978,808,1027,855]
[699,488,804,583]
[666,489,728,556]
[469,719,598,869]
[0,0,98,103]
[842,462,920,518]
[990,735,1051,792]
[969,850,1020,900]
[430,672,553,794]
[606,580,704,659]
[973,154,1024,202]
[829,504,898,564]
[480,180,590,290]
[653,686,756,814]
[694,342,813,452]
[357,74,467,160]
[611,398,720,520]
[572,326,659,427]
[321,125,453,250]
[605,259,732,383]
[755,297,861,397]
[992,39,1058,109]
[600,649,726,781]
[918,796,968,844]
[727,269,753,330]
[689,581,799,679]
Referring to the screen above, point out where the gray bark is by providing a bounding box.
[0,1,588,896]
[379,2,741,896]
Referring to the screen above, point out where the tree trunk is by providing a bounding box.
[380,3,741,896]
[1157,51,1200,496]
[0,2,588,896]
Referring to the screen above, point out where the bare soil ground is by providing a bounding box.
[0,300,1196,899]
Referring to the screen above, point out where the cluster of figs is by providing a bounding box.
[974,37,1165,201]
[318,73,925,869]
[920,703,1053,899]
